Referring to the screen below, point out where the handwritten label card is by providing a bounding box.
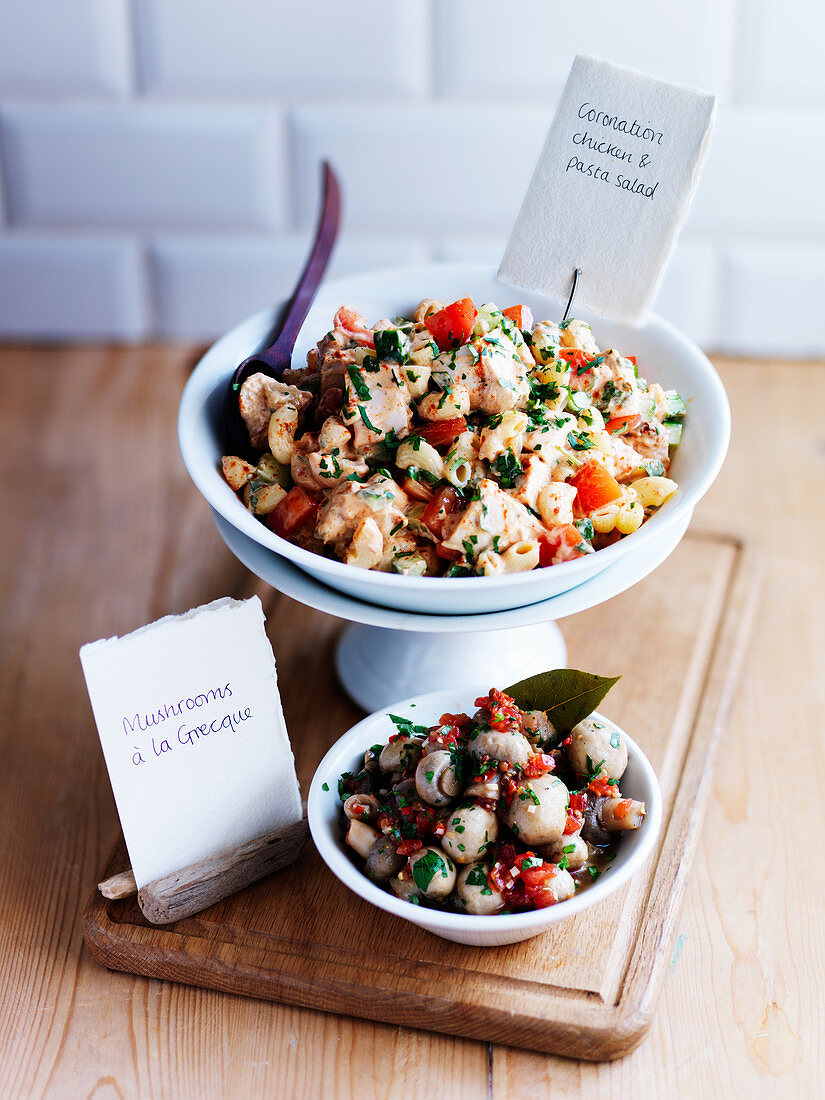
[80,596,302,888]
[499,55,717,321]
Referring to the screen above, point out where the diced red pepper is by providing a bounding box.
[267,487,318,537]
[558,347,589,373]
[605,413,642,436]
[563,812,583,835]
[588,774,619,798]
[502,304,533,329]
[538,523,587,567]
[614,798,633,820]
[523,753,555,779]
[569,792,588,814]
[440,712,471,730]
[570,459,623,514]
[397,839,423,856]
[424,298,477,351]
[414,417,467,449]
[422,486,461,539]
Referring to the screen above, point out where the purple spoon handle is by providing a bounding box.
[224,161,341,456]
[260,162,341,370]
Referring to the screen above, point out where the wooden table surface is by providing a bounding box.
[0,346,821,1098]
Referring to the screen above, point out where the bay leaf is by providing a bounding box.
[504,669,620,734]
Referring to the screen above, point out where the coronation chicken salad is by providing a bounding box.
[221,297,685,577]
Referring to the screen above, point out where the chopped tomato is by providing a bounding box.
[440,712,471,730]
[538,523,587,567]
[558,347,589,373]
[521,866,555,890]
[400,475,433,503]
[627,355,637,366]
[569,792,588,814]
[424,298,477,351]
[502,304,533,329]
[563,812,583,835]
[268,487,318,537]
[422,486,461,539]
[523,753,555,778]
[414,416,467,449]
[605,413,642,435]
[588,774,619,798]
[614,798,634,820]
[570,459,623,513]
[475,688,521,732]
[397,839,423,857]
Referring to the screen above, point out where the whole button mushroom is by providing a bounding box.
[379,736,422,776]
[346,818,380,859]
[469,726,532,768]
[600,796,646,831]
[415,749,461,806]
[455,863,505,915]
[406,846,457,901]
[581,795,612,846]
[566,717,628,781]
[441,804,499,864]
[538,832,589,871]
[505,776,569,846]
[364,836,405,881]
[542,866,576,904]
[343,793,379,822]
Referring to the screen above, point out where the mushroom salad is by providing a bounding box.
[221,297,685,577]
[337,687,646,914]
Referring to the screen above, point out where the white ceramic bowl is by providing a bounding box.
[307,686,662,947]
[178,262,730,614]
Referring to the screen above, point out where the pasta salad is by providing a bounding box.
[221,297,685,577]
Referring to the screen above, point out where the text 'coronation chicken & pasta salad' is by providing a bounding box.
[221,297,685,577]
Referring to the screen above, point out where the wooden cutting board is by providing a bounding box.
[84,530,756,1061]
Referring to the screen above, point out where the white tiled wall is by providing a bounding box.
[0,0,822,354]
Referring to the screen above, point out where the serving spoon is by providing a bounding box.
[223,161,342,458]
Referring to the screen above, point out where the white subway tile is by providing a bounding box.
[135,0,428,97]
[652,241,719,348]
[151,233,430,339]
[291,105,548,232]
[687,109,825,235]
[0,105,285,231]
[717,243,825,357]
[0,0,132,95]
[735,0,825,106]
[434,0,735,100]
[0,235,148,340]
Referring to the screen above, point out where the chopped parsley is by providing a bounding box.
[492,449,522,487]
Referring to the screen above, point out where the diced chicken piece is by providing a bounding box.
[610,437,646,481]
[521,412,582,479]
[512,454,555,511]
[440,479,543,561]
[578,350,643,417]
[316,474,409,555]
[560,319,600,356]
[433,333,530,415]
[238,373,311,450]
[341,360,413,450]
[623,422,670,468]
